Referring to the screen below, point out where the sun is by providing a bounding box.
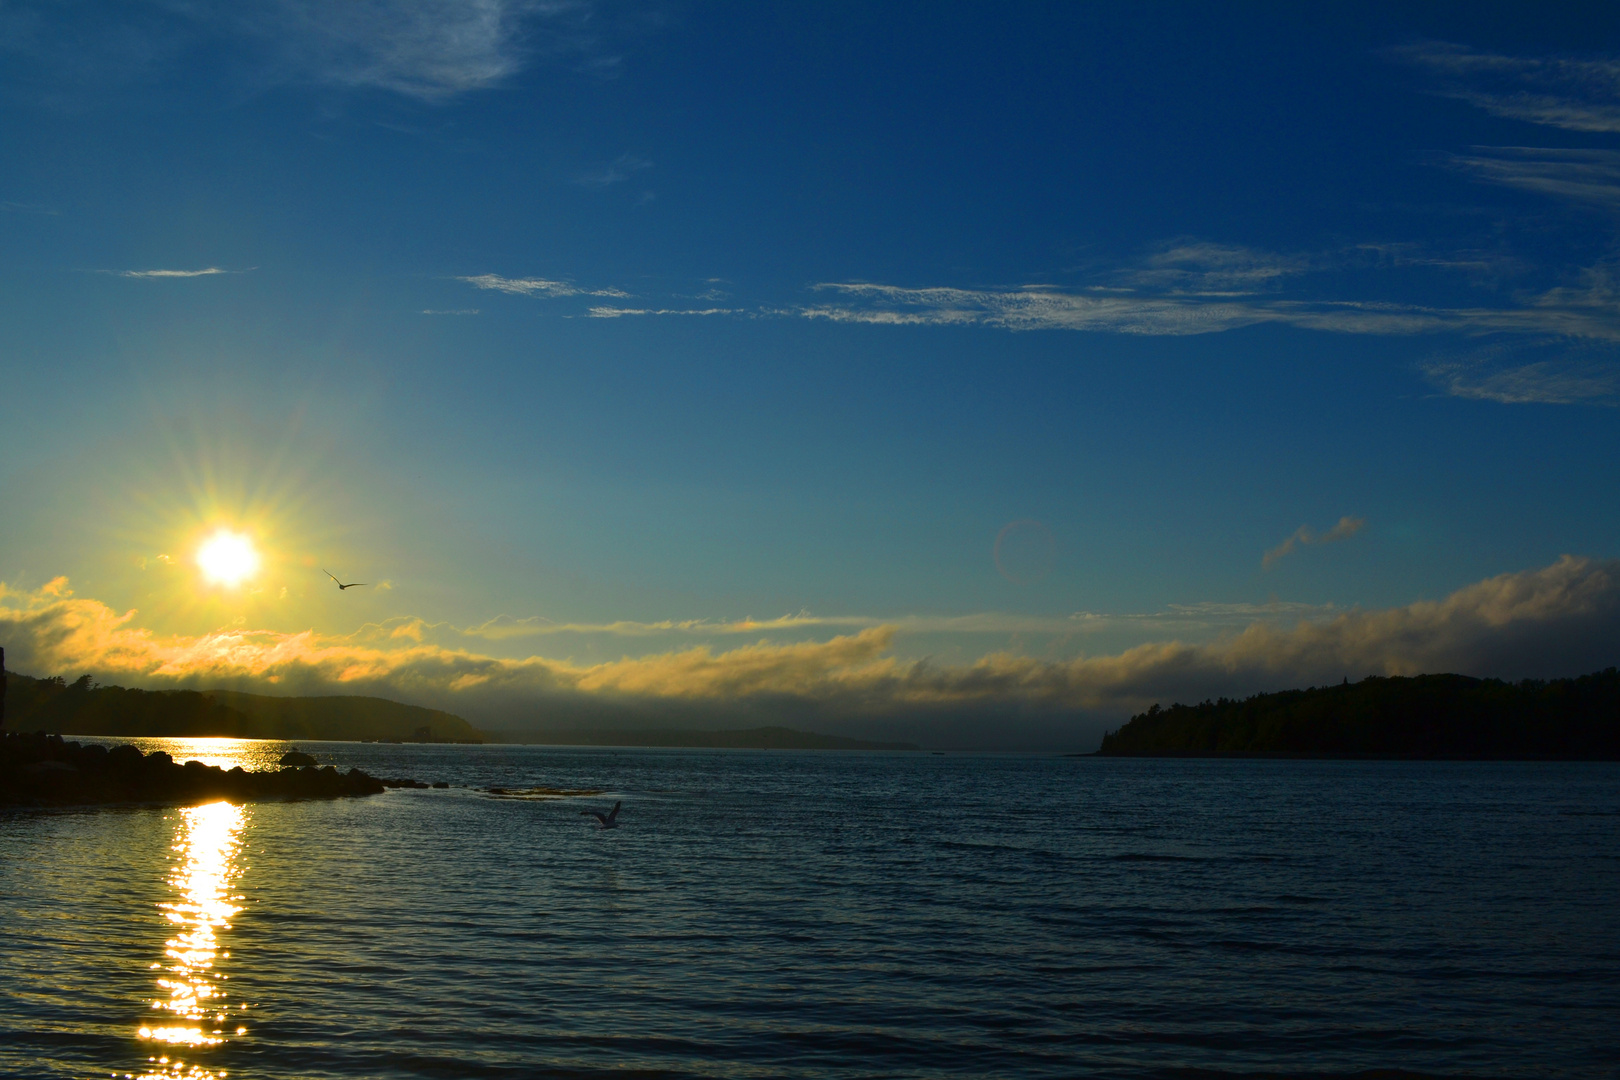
[196,530,261,587]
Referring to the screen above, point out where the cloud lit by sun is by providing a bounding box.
[196,530,261,587]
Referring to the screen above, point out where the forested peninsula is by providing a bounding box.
[1096,669,1620,758]
[1,671,482,743]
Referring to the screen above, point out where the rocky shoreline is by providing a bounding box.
[0,731,423,808]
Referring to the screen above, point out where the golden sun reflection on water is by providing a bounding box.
[133,801,247,1080]
[95,737,293,773]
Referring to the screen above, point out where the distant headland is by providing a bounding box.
[0,662,915,750]
[2,669,483,743]
[1095,669,1620,759]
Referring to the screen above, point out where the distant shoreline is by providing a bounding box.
[482,726,920,751]
[1079,750,1620,760]
[1093,669,1620,760]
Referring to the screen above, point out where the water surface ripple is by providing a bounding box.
[2,746,1616,1078]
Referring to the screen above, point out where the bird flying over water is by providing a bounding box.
[324,570,368,590]
[580,801,622,828]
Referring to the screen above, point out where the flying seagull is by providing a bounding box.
[580,801,622,828]
[323,570,369,590]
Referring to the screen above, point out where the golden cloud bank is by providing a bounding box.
[3,556,1617,748]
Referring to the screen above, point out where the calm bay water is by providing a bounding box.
[1,741,1617,1079]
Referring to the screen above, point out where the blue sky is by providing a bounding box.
[2,2,1618,745]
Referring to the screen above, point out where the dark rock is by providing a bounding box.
[432,781,449,789]
[279,750,318,768]
[107,744,143,770]
[1,731,388,808]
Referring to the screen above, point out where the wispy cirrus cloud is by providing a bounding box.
[587,306,737,318]
[4,556,1615,749]
[457,236,1620,397]
[1426,359,1620,405]
[1263,516,1366,570]
[1121,241,1314,292]
[1421,307,1620,405]
[457,273,628,298]
[113,267,240,279]
[256,0,577,99]
[1450,147,1620,210]
[1392,42,1620,133]
[1424,348,1620,406]
[0,0,608,102]
[797,280,1620,340]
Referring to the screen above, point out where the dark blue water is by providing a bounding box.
[2,742,1617,1079]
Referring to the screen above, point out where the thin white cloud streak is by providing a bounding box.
[457,273,628,298]
[1451,148,1620,210]
[1424,358,1620,405]
[1263,516,1367,570]
[800,282,1620,340]
[587,307,738,318]
[1123,242,1313,291]
[1421,328,1620,406]
[3,557,1616,734]
[114,267,236,279]
[1393,42,1620,133]
[455,238,1620,348]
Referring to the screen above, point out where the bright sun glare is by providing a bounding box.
[196,530,260,587]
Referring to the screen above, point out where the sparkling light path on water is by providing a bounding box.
[132,802,248,1080]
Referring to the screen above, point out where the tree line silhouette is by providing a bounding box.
[1,669,482,742]
[1097,669,1620,758]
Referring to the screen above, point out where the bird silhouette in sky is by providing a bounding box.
[323,570,369,590]
[580,801,623,828]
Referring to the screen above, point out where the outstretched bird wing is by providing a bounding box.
[604,801,622,824]
[341,582,369,589]
[323,569,342,585]
[580,810,608,824]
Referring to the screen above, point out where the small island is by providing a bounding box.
[1095,668,1620,758]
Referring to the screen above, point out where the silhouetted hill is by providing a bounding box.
[490,725,918,750]
[203,689,482,742]
[1096,669,1620,758]
[1,672,482,743]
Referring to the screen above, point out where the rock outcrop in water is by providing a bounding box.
[1096,668,1620,758]
[0,731,393,807]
